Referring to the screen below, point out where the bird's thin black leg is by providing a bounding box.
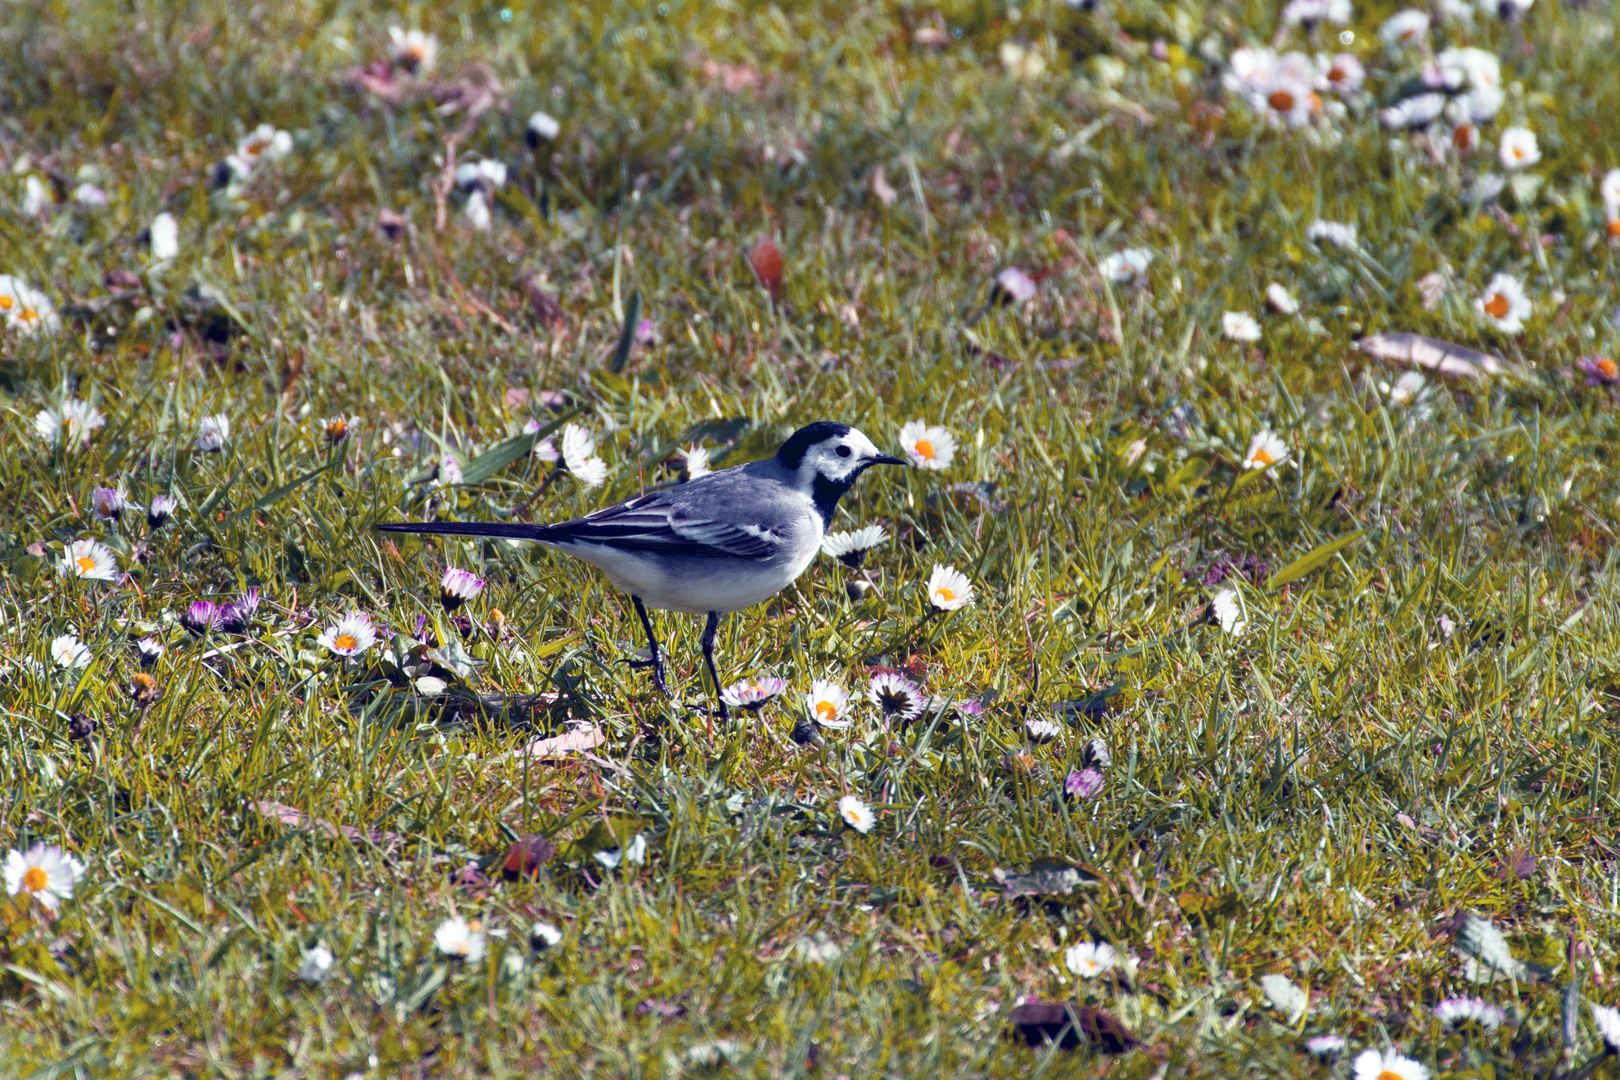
[628,596,667,694]
[701,610,728,721]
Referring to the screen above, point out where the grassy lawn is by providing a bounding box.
[3,0,1620,1075]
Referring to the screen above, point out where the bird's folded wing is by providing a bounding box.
[551,496,788,559]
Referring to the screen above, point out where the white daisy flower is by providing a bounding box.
[927,564,974,611]
[387,27,438,73]
[821,525,887,569]
[719,676,788,712]
[3,844,87,912]
[1306,219,1358,248]
[1436,47,1501,90]
[1063,941,1117,978]
[62,538,118,581]
[1265,283,1299,314]
[1025,718,1062,741]
[297,944,335,983]
[527,111,561,145]
[454,159,508,192]
[1448,87,1504,127]
[1244,430,1288,470]
[439,567,486,611]
[806,680,850,728]
[463,191,492,231]
[437,455,463,487]
[1498,127,1540,171]
[1224,46,1276,94]
[1222,311,1262,342]
[1434,996,1505,1030]
[433,915,486,961]
[994,267,1037,304]
[868,672,924,724]
[1381,93,1446,130]
[50,634,92,669]
[0,274,59,336]
[898,420,956,470]
[237,124,293,167]
[316,612,377,657]
[1317,53,1364,94]
[837,795,875,834]
[1351,1048,1428,1080]
[530,921,563,949]
[1484,0,1533,20]
[681,444,710,479]
[1379,9,1431,47]
[20,174,52,217]
[195,413,230,453]
[1475,272,1530,333]
[150,212,179,261]
[1600,169,1620,221]
[146,494,179,530]
[1098,248,1153,284]
[1592,1003,1620,1052]
[1383,371,1429,405]
[136,636,165,667]
[1305,1034,1347,1057]
[1212,589,1248,635]
[1282,0,1352,26]
[1253,73,1316,128]
[34,398,106,448]
[560,424,608,488]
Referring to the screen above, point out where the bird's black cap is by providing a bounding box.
[774,421,853,471]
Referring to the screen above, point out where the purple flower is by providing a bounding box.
[633,318,658,347]
[1577,355,1619,387]
[182,601,220,635]
[1065,768,1105,800]
[218,588,260,633]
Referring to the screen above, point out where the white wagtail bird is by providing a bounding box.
[379,421,905,719]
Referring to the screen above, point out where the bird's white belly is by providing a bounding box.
[548,541,816,614]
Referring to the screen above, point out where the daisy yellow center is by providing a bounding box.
[816,700,838,720]
[1454,126,1475,150]
[936,585,955,602]
[76,556,97,573]
[245,139,269,155]
[0,296,11,309]
[22,866,47,892]
[1328,66,1347,84]
[1252,448,1274,466]
[1485,293,1510,319]
[1511,147,1525,160]
[914,439,935,460]
[21,308,37,322]
[1268,90,1295,112]
[334,633,357,650]
[1607,220,1620,238]
[1378,1072,1403,1080]
[1599,358,1618,378]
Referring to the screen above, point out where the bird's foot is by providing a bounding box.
[623,655,668,694]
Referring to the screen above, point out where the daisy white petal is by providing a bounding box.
[1213,589,1248,635]
[898,420,956,470]
[927,564,974,611]
[49,634,92,669]
[837,795,875,834]
[1498,127,1540,171]
[1351,1048,1428,1080]
[1244,430,1289,470]
[62,539,118,581]
[2,843,87,912]
[317,613,377,657]
[805,680,850,728]
[1063,942,1117,978]
[1475,272,1531,333]
[821,525,887,569]
[1222,311,1262,342]
[433,915,485,961]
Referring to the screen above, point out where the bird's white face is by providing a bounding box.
[801,427,888,483]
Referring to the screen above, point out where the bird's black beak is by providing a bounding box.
[870,454,907,466]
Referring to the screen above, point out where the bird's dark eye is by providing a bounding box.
[836,445,852,458]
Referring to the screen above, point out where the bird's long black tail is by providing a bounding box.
[377,521,556,543]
